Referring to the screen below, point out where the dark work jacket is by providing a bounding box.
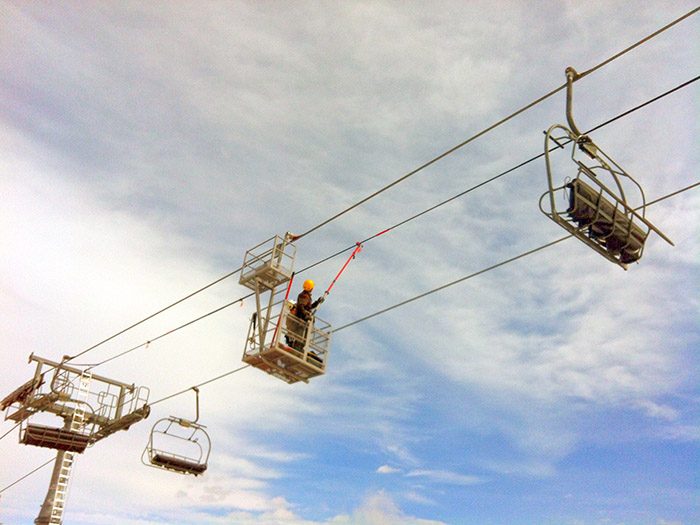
[295,290,320,322]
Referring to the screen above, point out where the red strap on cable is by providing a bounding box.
[321,227,390,297]
[324,242,363,296]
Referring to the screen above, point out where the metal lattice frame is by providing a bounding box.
[240,234,332,384]
[1,356,151,524]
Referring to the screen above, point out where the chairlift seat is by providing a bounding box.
[541,120,673,269]
[567,179,648,263]
[143,414,211,476]
[151,452,207,476]
[22,423,90,453]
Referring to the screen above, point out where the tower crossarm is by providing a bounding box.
[4,392,60,423]
[90,404,151,442]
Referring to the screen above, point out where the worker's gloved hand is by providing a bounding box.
[317,295,325,304]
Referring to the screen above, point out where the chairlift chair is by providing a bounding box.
[539,67,673,269]
[142,388,211,476]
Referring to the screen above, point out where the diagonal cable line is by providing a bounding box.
[0,457,54,495]
[147,365,252,408]
[80,294,253,370]
[331,181,700,333]
[0,421,22,442]
[3,6,698,506]
[84,182,700,413]
[60,7,698,367]
[577,7,699,80]
[586,74,699,134]
[67,266,244,364]
[2,181,697,495]
[294,7,698,241]
[300,74,699,270]
[74,73,699,371]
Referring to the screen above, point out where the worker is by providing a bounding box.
[296,280,324,321]
[286,279,324,351]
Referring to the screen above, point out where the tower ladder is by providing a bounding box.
[49,370,92,524]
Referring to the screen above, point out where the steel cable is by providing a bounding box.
[294,7,698,241]
[332,181,700,333]
[2,182,697,496]
[2,6,698,500]
[75,74,700,370]
[61,7,698,366]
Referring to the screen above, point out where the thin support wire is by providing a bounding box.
[301,74,699,272]
[295,7,698,241]
[81,73,700,372]
[577,7,699,80]
[69,266,244,364]
[332,182,700,333]
[76,181,700,411]
[148,365,251,407]
[81,294,253,370]
[53,7,699,371]
[0,421,21,442]
[0,458,55,495]
[2,184,697,495]
[3,7,698,503]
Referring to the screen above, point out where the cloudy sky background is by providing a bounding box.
[1,1,698,524]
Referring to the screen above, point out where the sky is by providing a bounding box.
[1,1,698,524]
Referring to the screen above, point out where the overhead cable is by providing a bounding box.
[82,181,700,416]
[331,181,700,333]
[0,421,21,442]
[67,266,243,364]
[299,74,699,270]
[61,7,698,367]
[81,294,253,370]
[4,7,698,502]
[0,457,54,495]
[2,181,697,497]
[294,6,698,241]
[78,73,699,370]
[147,365,251,407]
[576,7,699,80]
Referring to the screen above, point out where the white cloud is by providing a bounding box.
[659,425,700,442]
[1,2,698,524]
[635,400,680,421]
[402,490,437,506]
[329,491,445,525]
[477,459,557,478]
[376,465,401,474]
[406,469,484,486]
[213,455,284,480]
[62,490,445,525]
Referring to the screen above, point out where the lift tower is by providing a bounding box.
[1,354,150,524]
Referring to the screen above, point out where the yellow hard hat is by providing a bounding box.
[303,279,315,291]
